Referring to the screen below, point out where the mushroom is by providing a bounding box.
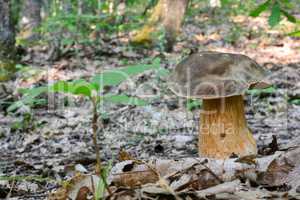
[168,51,271,159]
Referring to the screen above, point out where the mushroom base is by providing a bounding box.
[199,95,257,159]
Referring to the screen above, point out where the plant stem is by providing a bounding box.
[91,99,112,197]
[92,99,102,174]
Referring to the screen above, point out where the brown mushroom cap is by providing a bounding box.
[168,51,271,99]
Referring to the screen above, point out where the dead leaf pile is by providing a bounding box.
[107,146,300,199]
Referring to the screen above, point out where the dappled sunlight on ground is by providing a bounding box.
[180,14,300,64]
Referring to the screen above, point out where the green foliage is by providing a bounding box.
[250,0,298,27]
[40,13,99,45]
[7,87,48,112]
[246,86,276,96]
[220,0,257,15]
[0,175,53,182]
[51,79,97,98]
[11,0,22,26]
[155,67,170,79]
[290,99,300,105]
[7,60,161,180]
[269,2,281,27]
[249,0,270,17]
[288,30,300,37]
[103,94,148,106]
[10,112,35,132]
[38,0,150,46]
[8,60,161,112]
[95,162,112,200]
[280,9,297,23]
[224,24,246,44]
[92,58,160,90]
[186,99,202,111]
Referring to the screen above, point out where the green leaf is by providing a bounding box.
[268,2,281,27]
[290,99,300,105]
[247,86,276,96]
[7,86,48,112]
[7,101,24,112]
[186,99,202,111]
[50,81,73,93]
[95,162,112,200]
[220,0,230,7]
[20,86,48,97]
[50,80,97,97]
[91,60,160,90]
[288,30,300,37]
[95,176,105,200]
[72,84,92,97]
[250,0,270,17]
[71,79,97,97]
[281,9,297,23]
[103,94,148,106]
[0,175,53,182]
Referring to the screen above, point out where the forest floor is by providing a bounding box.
[0,14,300,199]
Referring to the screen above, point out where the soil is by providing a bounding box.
[0,13,299,199]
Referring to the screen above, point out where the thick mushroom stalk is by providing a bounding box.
[199,95,257,159]
[168,51,270,159]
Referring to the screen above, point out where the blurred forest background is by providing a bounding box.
[0,0,299,75]
[0,0,300,199]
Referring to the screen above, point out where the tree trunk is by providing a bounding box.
[0,0,16,81]
[131,0,189,52]
[19,0,42,41]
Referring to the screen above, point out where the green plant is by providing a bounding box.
[186,99,202,111]
[7,86,48,112]
[95,161,112,200]
[288,30,300,37]
[10,112,35,132]
[290,99,300,105]
[246,86,276,96]
[0,175,54,182]
[250,0,297,27]
[38,0,149,48]
[224,24,246,44]
[8,59,161,193]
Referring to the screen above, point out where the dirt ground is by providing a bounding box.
[0,14,300,199]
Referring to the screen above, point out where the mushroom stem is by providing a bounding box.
[199,95,257,159]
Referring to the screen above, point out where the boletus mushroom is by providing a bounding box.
[168,51,270,159]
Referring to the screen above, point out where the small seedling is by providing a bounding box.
[8,59,161,196]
